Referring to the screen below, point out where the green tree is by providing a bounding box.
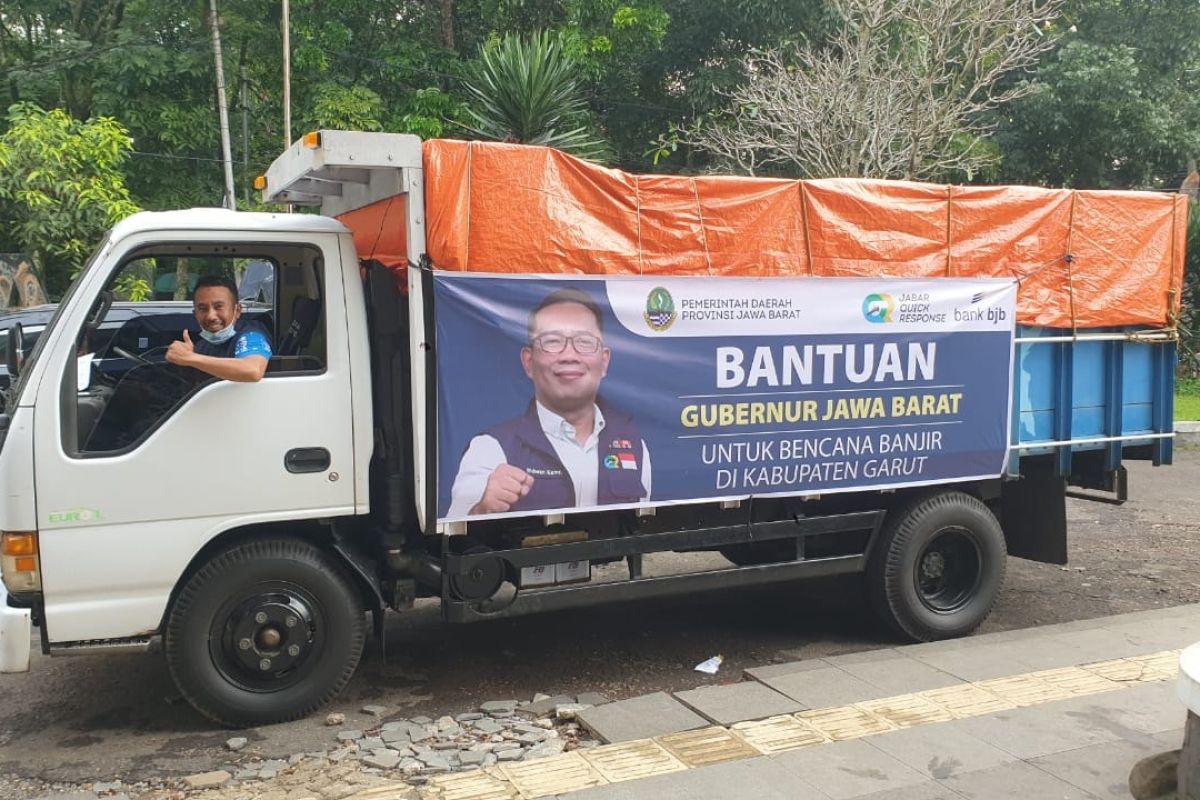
[995,0,1200,188]
[685,0,1061,179]
[618,0,830,170]
[1180,206,1200,372]
[0,103,140,295]
[461,29,607,159]
[0,0,129,119]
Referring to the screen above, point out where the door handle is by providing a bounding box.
[285,447,331,474]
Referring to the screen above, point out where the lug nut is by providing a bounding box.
[255,612,268,624]
[286,616,297,628]
[238,638,253,651]
[259,658,272,671]
[287,644,300,656]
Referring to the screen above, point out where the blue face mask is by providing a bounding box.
[199,322,237,345]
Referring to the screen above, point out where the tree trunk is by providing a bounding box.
[209,0,237,210]
[441,0,455,51]
[174,258,190,301]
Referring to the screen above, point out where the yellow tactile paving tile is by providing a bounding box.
[656,726,761,767]
[974,674,1075,707]
[731,714,828,754]
[857,693,956,728]
[1080,658,1153,682]
[583,739,688,782]
[349,788,415,800]
[1081,651,1180,684]
[919,683,1017,718]
[498,752,606,799]
[795,705,896,740]
[1126,650,1181,681]
[406,642,1183,800]
[422,768,520,800]
[1026,666,1123,697]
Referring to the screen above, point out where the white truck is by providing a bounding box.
[0,132,1179,726]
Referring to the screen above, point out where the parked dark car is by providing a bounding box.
[0,301,271,391]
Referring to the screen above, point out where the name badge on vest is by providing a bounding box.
[525,467,566,478]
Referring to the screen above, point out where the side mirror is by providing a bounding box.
[6,322,24,380]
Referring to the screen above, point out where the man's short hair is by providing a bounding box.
[527,288,604,342]
[194,274,239,303]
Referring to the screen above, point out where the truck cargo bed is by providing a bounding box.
[1012,325,1174,480]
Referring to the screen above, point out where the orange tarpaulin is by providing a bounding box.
[338,139,1188,329]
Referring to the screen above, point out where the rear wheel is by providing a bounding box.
[867,492,1006,641]
[165,538,366,727]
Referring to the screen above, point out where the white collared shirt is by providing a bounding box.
[446,402,652,518]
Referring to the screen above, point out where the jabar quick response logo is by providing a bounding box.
[862,293,895,324]
[644,286,677,332]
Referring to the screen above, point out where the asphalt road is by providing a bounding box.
[1,450,1198,789]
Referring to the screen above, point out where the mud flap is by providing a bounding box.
[1000,470,1068,565]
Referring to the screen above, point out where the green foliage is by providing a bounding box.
[1177,206,1200,377]
[115,274,153,302]
[395,88,469,139]
[311,84,385,131]
[996,0,1200,189]
[0,0,1193,213]
[0,103,140,295]
[1175,376,1200,420]
[461,30,607,159]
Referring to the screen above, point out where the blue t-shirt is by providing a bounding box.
[193,319,273,360]
[234,329,272,360]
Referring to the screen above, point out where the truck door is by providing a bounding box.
[32,234,357,644]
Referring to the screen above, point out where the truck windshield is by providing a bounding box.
[4,235,110,413]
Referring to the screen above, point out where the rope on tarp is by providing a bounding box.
[634,174,645,276]
[368,193,398,264]
[945,185,954,277]
[1065,191,1080,337]
[690,177,714,276]
[464,141,475,271]
[1167,194,1184,329]
[799,182,815,276]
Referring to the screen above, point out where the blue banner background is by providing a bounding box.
[433,275,1012,521]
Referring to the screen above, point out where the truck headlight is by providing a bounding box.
[1,531,41,593]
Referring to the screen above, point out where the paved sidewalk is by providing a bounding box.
[421,603,1200,800]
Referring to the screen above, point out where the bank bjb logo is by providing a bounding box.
[644,286,677,332]
[862,293,895,323]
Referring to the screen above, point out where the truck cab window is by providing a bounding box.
[62,244,327,456]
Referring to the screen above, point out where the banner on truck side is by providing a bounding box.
[433,274,1017,523]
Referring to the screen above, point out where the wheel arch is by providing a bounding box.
[157,519,384,636]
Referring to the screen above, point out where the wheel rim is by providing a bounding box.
[913,527,982,613]
[208,581,325,693]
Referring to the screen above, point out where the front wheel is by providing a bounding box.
[867,491,1006,642]
[165,538,366,727]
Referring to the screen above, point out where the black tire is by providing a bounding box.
[867,491,1006,642]
[165,538,366,728]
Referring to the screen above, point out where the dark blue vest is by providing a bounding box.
[486,400,647,512]
[192,318,271,359]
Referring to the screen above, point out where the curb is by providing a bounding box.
[1176,422,1200,445]
[415,649,1181,799]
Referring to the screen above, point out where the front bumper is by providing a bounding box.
[0,578,32,672]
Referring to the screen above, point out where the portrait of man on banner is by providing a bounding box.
[447,287,652,517]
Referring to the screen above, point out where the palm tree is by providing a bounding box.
[461,30,607,161]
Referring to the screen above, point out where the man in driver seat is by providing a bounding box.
[166,275,272,382]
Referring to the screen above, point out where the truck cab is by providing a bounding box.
[0,208,378,718]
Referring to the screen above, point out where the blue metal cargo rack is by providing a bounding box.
[1009,325,1176,481]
